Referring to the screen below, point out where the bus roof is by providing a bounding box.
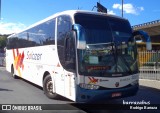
[8,10,128,38]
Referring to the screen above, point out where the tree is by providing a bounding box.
[0,35,8,50]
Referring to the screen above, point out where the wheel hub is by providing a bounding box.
[47,81,53,94]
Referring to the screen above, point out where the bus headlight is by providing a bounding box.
[80,83,99,90]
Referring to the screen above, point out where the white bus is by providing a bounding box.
[6,10,141,102]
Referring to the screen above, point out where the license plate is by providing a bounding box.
[112,92,122,97]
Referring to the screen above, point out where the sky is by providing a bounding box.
[0,0,160,34]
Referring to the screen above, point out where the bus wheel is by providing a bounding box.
[11,65,18,79]
[43,75,58,99]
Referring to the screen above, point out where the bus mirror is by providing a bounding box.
[133,30,152,50]
[72,24,86,49]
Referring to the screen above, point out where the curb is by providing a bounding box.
[139,79,160,90]
[0,66,5,70]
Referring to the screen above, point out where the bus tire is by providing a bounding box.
[43,75,58,99]
[11,65,18,79]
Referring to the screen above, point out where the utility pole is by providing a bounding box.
[122,0,124,17]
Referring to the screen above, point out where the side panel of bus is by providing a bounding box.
[6,45,58,87]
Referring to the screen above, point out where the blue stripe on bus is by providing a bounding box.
[76,84,139,103]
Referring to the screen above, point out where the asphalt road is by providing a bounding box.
[0,67,160,113]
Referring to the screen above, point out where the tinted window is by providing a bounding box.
[7,19,55,49]
[27,19,55,46]
[75,13,113,44]
[57,15,76,72]
[7,35,19,49]
[108,17,132,42]
[75,13,132,44]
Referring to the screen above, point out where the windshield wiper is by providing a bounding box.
[119,55,132,74]
[111,41,118,72]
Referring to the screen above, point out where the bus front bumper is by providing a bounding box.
[76,84,139,103]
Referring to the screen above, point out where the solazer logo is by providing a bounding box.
[26,51,42,60]
[88,77,98,84]
[12,49,25,77]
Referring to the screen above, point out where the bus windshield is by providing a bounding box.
[75,13,138,76]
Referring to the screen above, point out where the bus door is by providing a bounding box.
[57,16,76,100]
[56,35,76,100]
[54,62,65,96]
[63,34,76,100]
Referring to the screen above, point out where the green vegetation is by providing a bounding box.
[0,35,9,50]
